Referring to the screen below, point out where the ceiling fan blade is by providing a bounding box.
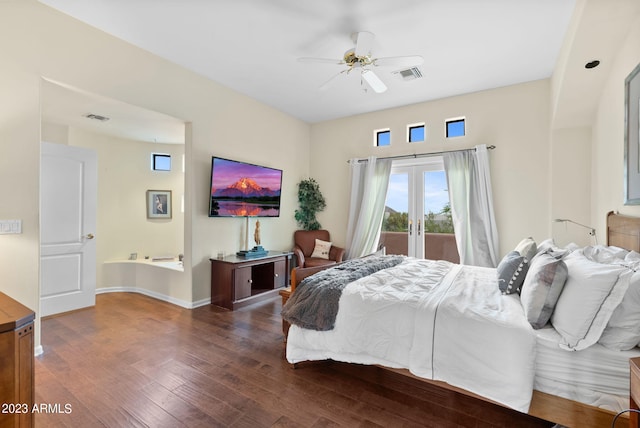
[361,69,387,93]
[298,57,345,65]
[373,55,424,68]
[319,70,346,91]
[354,31,375,57]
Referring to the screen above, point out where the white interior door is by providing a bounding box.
[40,142,97,317]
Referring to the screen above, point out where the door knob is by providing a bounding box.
[85,233,95,240]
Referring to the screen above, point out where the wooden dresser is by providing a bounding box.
[0,292,35,428]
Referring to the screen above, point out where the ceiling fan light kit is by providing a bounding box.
[361,69,387,93]
[298,31,424,94]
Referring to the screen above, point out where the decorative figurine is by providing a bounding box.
[254,220,261,246]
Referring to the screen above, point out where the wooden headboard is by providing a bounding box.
[607,210,640,252]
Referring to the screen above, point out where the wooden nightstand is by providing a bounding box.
[279,286,292,341]
[632,357,640,428]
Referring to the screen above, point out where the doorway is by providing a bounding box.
[40,79,187,315]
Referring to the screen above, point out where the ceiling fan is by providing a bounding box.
[298,31,424,93]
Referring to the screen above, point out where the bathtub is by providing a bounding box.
[100,258,194,308]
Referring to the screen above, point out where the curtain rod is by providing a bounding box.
[348,145,496,163]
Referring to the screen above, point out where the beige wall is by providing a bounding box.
[310,80,553,255]
[592,15,640,235]
[549,127,592,247]
[0,61,41,343]
[0,1,310,348]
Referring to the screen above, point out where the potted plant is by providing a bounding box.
[294,178,326,230]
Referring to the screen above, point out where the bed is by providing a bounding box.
[281,211,640,427]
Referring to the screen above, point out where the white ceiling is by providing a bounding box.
[38,0,576,139]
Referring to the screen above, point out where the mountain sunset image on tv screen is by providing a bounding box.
[209,157,282,217]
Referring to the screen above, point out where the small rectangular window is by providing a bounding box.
[446,118,465,138]
[375,129,391,147]
[152,154,171,171]
[408,124,425,143]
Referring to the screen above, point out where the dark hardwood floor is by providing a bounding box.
[35,292,557,427]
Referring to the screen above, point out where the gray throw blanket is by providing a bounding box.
[281,255,405,331]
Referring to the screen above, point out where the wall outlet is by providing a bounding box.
[0,220,22,234]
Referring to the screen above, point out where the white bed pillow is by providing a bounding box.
[514,237,537,261]
[310,239,332,259]
[582,245,629,264]
[598,271,640,350]
[550,251,632,351]
[625,251,640,263]
[520,253,568,329]
[535,238,573,259]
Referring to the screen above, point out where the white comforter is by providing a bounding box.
[286,258,536,412]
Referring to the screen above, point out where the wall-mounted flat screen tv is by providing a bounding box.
[209,157,282,217]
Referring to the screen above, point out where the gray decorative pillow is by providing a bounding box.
[497,251,529,295]
[520,253,568,329]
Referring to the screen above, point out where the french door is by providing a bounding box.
[381,157,451,258]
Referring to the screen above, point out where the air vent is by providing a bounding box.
[394,67,423,81]
[84,113,110,122]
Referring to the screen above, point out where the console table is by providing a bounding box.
[210,251,292,310]
[0,292,35,428]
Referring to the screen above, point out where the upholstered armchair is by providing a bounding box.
[293,230,345,268]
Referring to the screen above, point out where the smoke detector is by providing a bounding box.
[394,67,423,81]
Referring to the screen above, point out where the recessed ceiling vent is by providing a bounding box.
[84,113,110,122]
[394,67,423,81]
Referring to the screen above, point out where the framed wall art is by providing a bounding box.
[624,62,640,204]
[146,190,172,219]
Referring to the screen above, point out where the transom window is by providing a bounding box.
[446,118,465,138]
[408,123,425,143]
[375,128,391,147]
[152,153,171,171]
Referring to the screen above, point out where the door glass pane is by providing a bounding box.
[423,169,457,262]
[423,170,453,234]
[380,172,408,256]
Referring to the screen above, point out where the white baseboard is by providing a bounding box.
[34,345,44,357]
[191,297,212,308]
[96,286,211,309]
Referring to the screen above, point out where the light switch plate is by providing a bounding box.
[0,220,22,234]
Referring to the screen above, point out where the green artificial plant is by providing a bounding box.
[294,178,326,230]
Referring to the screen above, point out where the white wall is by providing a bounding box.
[310,80,553,256]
